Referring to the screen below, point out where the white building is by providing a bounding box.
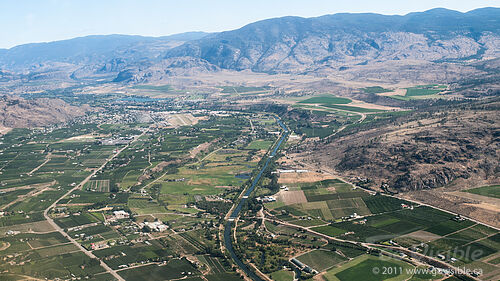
[144,221,168,232]
[113,210,130,219]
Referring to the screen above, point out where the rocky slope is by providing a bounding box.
[112,57,220,83]
[297,99,500,192]
[0,95,89,128]
[164,8,500,73]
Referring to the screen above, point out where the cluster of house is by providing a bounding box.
[341,212,363,221]
[401,203,414,209]
[436,254,458,263]
[90,241,108,250]
[453,215,466,222]
[5,230,20,235]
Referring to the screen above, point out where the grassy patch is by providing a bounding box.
[326,255,413,281]
[296,249,347,271]
[269,270,294,281]
[299,95,352,105]
[464,185,500,199]
[118,258,199,280]
[311,225,346,237]
[246,140,273,150]
[405,85,444,97]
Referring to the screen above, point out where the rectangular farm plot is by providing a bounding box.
[128,197,168,215]
[296,249,347,272]
[245,140,273,150]
[305,190,369,202]
[362,195,408,213]
[399,230,442,244]
[54,213,100,229]
[312,225,347,237]
[198,255,227,274]
[278,190,307,204]
[160,164,252,195]
[425,220,475,236]
[34,243,79,258]
[324,254,414,281]
[300,201,333,220]
[377,220,423,236]
[327,198,371,215]
[85,180,110,192]
[118,258,199,280]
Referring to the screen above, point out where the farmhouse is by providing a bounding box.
[113,210,130,219]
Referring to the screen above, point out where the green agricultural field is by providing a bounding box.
[272,181,375,222]
[0,211,46,227]
[246,140,274,150]
[205,272,242,281]
[299,95,352,105]
[425,220,475,236]
[63,190,129,206]
[362,195,407,213]
[464,185,500,199]
[296,249,347,271]
[85,179,110,192]
[386,85,447,100]
[118,258,199,280]
[0,251,105,280]
[323,255,414,281]
[270,270,294,281]
[405,85,446,97]
[54,213,100,229]
[128,196,168,214]
[94,242,171,270]
[312,225,346,237]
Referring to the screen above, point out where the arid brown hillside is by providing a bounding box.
[300,99,499,192]
[0,95,89,128]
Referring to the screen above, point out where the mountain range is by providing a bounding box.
[0,8,499,83]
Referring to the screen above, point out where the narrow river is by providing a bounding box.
[224,117,289,281]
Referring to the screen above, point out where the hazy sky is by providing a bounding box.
[1,0,499,48]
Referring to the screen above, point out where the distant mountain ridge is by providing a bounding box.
[164,8,500,73]
[0,32,209,70]
[0,8,499,82]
